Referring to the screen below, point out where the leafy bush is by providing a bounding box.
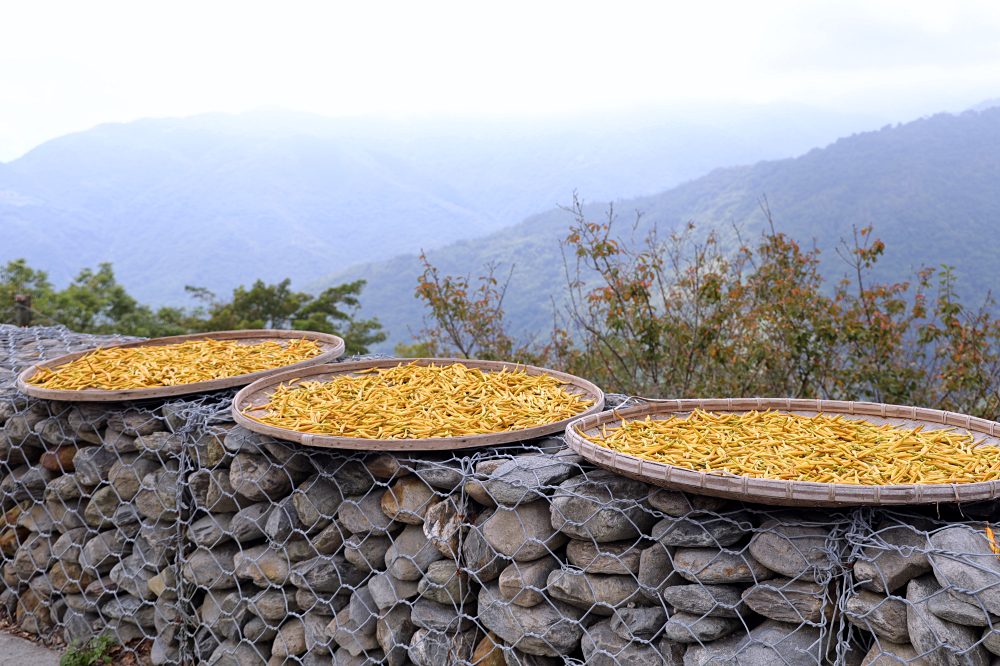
[415,198,1000,418]
[60,634,116,666]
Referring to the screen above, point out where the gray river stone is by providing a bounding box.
[262,440,314,475]
[327,605,379,656]
[855,522,932,594]
[368,571,420,610]
[102,426,138,453]
[747,520,835,581]
[290,554,367,593]
[110,554,156,600]
[68,404,107,434]
[609,606,668,640]
[338,492,397,535]
[638,543,679,599]
[673,547,774,584]
[264,494,304,541]
[296,587,348,617]
[550,470,655,542]
[416,560,469,606]
[326,459,378,496]
[3,464,53,501]
[663,583,746,618]
[583,619,683,666]
[12,532,53,581]
[651,512,751,548]
[381,476,436,525]
[844,589,909,643]
[293,475,343,531]
[461,511,509,583]
[80,527,137,574]
[108,456,160,501]
[311,520,347,555]
[930,526,1000,616]
[478,582,585,657]
[229,453,298,501]
[208,640,270,666]
[413,460,465,491]
[385,524,445,581]
[248,588,301,622]
[44,473,92,501]
[860,641,921,666]
[498,556,561,608]
[483,453,579,506]
[566,538,645,575]
[742,577,828,624]
[228,503,272,543]
[135,468,180,520]
[106,409,163,436]
[344,533,393,572]
[377,605,415,666]
[410,597,472,632]
[189,513,234,548]
[347,586,379,635]
[929,591,998,627]
[546,566,652,615]
[223,426,271,454]
[907,575,989,666]
[234,545,293,587]
[483,500,568,561]
[683,620,824,666]
[271,616,307,658]
[181,543,241,589]
[982,627,1000,657]
[135,431,184,455]
[663,612,741,643]
[407,627,478,666]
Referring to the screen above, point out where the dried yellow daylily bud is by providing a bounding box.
[28,339,323,390]
[583,409,1000,485]
[245,362,593,439]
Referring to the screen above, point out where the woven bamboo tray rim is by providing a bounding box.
[16,329,345,402]
[232,357,605,451]
[564,397,1000,507]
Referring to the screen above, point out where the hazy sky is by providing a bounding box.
[2,0,1000,161]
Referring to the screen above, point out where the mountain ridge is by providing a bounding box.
[1,105,887,304]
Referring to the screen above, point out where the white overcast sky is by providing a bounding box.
[2,0,1000,161]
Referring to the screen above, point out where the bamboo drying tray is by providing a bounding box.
[16,330,345,402]
[232,358,605,451]
[565,398,1000,507]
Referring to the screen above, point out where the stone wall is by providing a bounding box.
[3,325,1000,665]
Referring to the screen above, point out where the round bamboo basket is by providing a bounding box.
[232,358,605,451]
[16,330,345,402]
[564,397,1000,507]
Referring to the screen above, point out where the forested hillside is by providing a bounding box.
[322,108,1000,349]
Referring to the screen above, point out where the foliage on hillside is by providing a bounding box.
[414,200,1000,418]
[0,261,385,354]
[333,107,1000,349]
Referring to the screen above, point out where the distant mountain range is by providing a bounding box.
[0,105,884,304]
[319,107,1000,349]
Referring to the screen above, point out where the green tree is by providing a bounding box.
[0,259,55,323]
[195,279,386,354]
[2,260,385,352]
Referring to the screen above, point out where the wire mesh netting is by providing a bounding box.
[3,324,1000,665]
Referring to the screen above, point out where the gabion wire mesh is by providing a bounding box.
[3,324,1000,665]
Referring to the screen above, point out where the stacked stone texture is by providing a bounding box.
[4,326,1000,665]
